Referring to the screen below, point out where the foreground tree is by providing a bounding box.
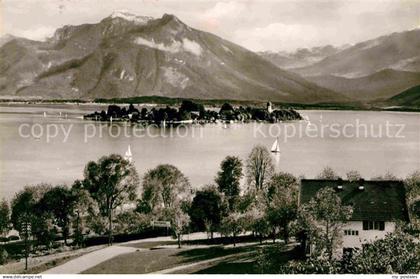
[299,188,352,260]
[220,212,245,247]
[189,185,225,240]
[246,145,274,192]
[168,206,190,248]
[139,164,191,213]
[114,211,150,234]
[372,171,399,181]
[71,180,95,246]
[0,199,10,237]
[215,156,243,210]
[38,186,76,245]
[278,230,419,274]
[404,170,420,228]
[11,185,55,248]
[345,170,362,182]
[265,172,299,243]
[83,154,139,245]
[139,164,193,247]
[345,230,420,274]
[244,203,269,244]
[316,167,340,180]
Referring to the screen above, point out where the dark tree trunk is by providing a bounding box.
[272,228,276,243]
[177,233,181,248]
[108,209,113,246]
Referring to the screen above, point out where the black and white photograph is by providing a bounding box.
[0,0,419,276]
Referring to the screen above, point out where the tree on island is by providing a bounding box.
[215,156,243,211]
[83,154,139,245]
[246,145,274,192]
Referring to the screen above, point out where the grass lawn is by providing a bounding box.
[193,244,299,274]
[82,244,259,274]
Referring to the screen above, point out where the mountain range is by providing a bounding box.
[0,12,344,103]
[1,12,419,105]
[260,29,420,102]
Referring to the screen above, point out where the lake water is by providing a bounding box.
[1,104,419,200]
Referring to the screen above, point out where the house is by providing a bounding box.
[299,179,410,257]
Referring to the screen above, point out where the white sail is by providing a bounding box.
[271,138,280,153]
[125,145,133,162]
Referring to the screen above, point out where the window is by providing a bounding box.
[344,229,359,236]
[363,221,385,231]
[379,222,385,231]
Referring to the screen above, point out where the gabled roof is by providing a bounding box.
[299,179,409,222]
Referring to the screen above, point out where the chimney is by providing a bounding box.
[358,178,365,190]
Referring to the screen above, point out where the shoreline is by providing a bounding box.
[0,100,419,113]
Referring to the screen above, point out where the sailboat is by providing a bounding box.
[271,137,280,153]
[124,145,133,162]
[43,112,47,118]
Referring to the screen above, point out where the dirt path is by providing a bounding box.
[0,245,104,274]
[42,245,138,274]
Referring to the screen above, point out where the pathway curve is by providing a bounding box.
[42,245,138,274]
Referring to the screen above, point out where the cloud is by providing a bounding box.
[182,38,202,56]
[11,26,56,41]
[134,37,202,56]
[203,1,246,21]
[200,1,248,30]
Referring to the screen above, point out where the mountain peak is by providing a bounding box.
[107,10,153,25]
[160,13,185,26]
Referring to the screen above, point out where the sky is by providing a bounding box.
[1,0,419,52]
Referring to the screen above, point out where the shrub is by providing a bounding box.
[0,247,8,265]
[0,237,9,243]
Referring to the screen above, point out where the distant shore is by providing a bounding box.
[0,96,419,113]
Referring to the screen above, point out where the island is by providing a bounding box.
[83,100,302,124]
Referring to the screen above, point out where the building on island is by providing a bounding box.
[299,179,410,257]
[267,102,273,114]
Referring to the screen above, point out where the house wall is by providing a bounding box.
[338,221,395,256]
